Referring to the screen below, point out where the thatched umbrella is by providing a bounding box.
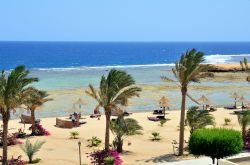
[198,95,210,110]
[74,98,86,109]
[230,92,240,108]
[158,96,170,117]
[238,96,250,111]
[66,104,82,113]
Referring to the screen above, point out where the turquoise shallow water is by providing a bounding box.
[13,65,249,118]
[1,42,249,118]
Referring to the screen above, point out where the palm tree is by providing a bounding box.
[185,106,215,134]
[20,139,45,163]
[161,49,207,155]
[86,69,141,151]
[0,66,38,164]
[240,57,250,82]
[23,87,52,135]
[237,111,250,140]
[110,117,143,153]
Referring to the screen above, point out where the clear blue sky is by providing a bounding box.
[1,0,250,41]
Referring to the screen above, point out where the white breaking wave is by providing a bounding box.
[35,63,175,71]
[204,54,250,64]
[34,54,250,72]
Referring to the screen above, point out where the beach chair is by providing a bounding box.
[156,115,166,120]
[123,111,132,116]
[20,114,32,124]
[209,106,217,112]
[224,105,236,110]
[153,110,163,115]
[90,114,101,118]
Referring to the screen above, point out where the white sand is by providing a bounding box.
[0,108,243,165]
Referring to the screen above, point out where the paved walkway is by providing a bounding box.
[157,152,250,165]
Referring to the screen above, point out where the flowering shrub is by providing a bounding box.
[32,124,50,136]
[244,128,250,149]
[0,155,26,165]
[87,149,122,165]
[0,133,23,146]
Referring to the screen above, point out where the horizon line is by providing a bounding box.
[0,40,250,43]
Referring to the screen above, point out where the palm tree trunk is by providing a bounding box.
[116,137,123,153]
[104,108,111,151]
[242,125,246,141]
[31,109,36,134]
[178,86,187,156]
[2,111,10,165]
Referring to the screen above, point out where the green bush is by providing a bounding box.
[151,132,161,141]
[87,136,102,147]
[224,118,232,125]
[189,128,243,164]
[159,119,167,127]
[70,131,79,139]
[104,156,115,165]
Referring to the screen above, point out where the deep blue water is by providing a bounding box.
[0,41,250,70]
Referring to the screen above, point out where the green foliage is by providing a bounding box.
[159,119,167,127]
[87,136,102,147]
[22,87,52,111]
[151,132,161,141]
[240,57,249,71]
[189,128,243,164]
[0,66,38,112]
[237,111,250,139]
[224,118,232,125]
[110,117,143,152]
[28,158,41,164]
[161,49,208,155]
[0,66,38,163]
[185,106,215,134]
[104,156,115,165]
[20,139,46,163]
[85,69,142,149]
[240,58,250,82]
[70,131,79,139]
[86,69,142,110]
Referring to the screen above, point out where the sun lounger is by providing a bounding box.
[209,107,217,112]
[123,111,132,116]
[147,116,160,121]
[224,106,237,110]
[90,114,101,118]
[153,110,163,114]
[20,114,40,124]
[156,115,166,120]
[234,110,244,114]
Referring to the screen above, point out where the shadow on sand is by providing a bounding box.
[136,153,180,164]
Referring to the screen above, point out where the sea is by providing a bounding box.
[1,41,250,117]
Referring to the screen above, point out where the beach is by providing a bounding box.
[1,63,250,164]
[3,108,243,165]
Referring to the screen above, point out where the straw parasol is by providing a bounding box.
[238,96,250,111]
[197,95,210,110]
[158,96,170,117]
[66,105,82,113]
[74,98,86,109]
[230,92,240,108]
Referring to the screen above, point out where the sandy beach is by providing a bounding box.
[2,108,242,165]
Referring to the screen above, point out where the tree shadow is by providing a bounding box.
[136,153,181,164]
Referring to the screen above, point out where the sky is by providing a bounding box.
[0,0,250,42]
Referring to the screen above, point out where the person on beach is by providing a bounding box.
[71,114,76,126]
